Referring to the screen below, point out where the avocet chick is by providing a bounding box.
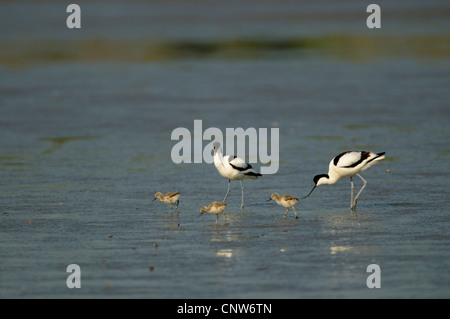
[200,201,227,225]
[153,192,180,214]
[267,193,299,219]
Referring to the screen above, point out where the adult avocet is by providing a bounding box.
[153,191,180,214]
[267,193,300,219]
[303,151,385,210]
[213,142,262,212]
[200,201,227,225]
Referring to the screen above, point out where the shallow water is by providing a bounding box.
[0,0,449,298]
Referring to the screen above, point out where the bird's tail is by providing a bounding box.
[375,152,386,161]
[366,152,385,164]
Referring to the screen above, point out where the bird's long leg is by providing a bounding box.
[351,174,367,210]
[170,204,173,215]
[284,208,289,218]
[223,180,231,202]
[216,214,219,225]
[350,177,354,209]
[176,200,179,214]
[292,206,298,219]
[240,180,244,212]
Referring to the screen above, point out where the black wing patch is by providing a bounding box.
[229,162,252,171]
[333,152,349,166]
[244,171,262,177]
[344,151,371,168]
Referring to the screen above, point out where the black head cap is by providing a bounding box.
[313,174,329,186]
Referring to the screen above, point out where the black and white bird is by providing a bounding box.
[213,142,262,212]
[303,151,386,210]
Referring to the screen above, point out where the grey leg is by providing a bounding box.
[224,180,231,202]
[292,206,298,219]
[284,208,289,218]
[351,174,367,210]
[350,177,354,209]
[240,180,244,212]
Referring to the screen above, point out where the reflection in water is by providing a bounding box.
[330,246,353,254]
[1,35,448,66]
[330,245,378,255]
[216,249,233,258]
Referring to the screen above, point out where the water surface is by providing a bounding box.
[0,0,449,298]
